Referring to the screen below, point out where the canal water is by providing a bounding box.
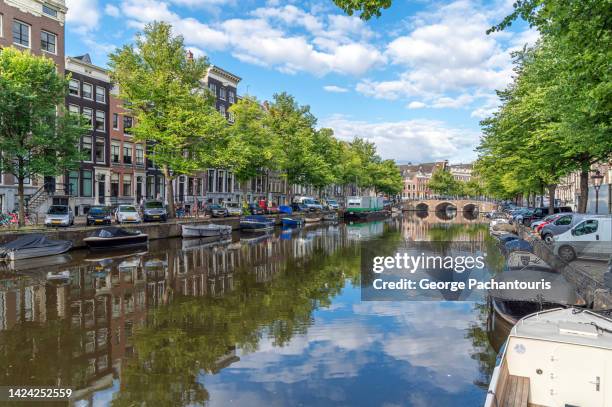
[0,214,507,406]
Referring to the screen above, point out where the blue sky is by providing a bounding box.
[64,0,537,164]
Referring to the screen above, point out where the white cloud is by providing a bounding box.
[322,115,479,163]
[356,0,539,115]
[66,0,101,33]
[118,0,384,76]
[323,85,349,93]
[105,4,120,17]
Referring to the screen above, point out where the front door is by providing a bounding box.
[98,180,105,205]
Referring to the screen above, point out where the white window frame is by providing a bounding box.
[0,14,4,38]
[95,86,106,104]
[69,79,80,97]
[219,104,226,116]
[111,142,120,163]
[82,107,93,129]
[12,20,30,48]
[42,4,58,17]
[82,83,93,100]
[40,30,57,55]
[82,136,93,162]
[95,110,106,132]
[228,111,235,123]
[68,104,79,115]
[228,91,235,104]
[112,113,119,130]
[219,87,226,101]
[94,137,105,164]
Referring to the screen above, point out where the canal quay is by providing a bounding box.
[0,212,514,407]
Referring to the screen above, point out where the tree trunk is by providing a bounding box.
[163,165,176,218]
[548,185,556,214]
[17,176,25,227]
[578,167,589,213]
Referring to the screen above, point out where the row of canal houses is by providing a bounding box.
[0,0,356,216]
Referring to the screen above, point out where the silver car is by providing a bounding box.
[44,205,74,227]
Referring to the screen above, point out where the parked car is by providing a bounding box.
[115,205,141,224]
[44,205,74,227]
[86,206,112,226]
[247,203,265,215]
[142,200,167,222]
[541,213,598,243]
[302,198,323,211]
[205,204,228,218]
[291,202,308,212]
[325,199,340,210]
[224,202,242,217]
[530,214,561,231]
[510,208,533,224]
[522,206,572,226]
[553,216,612,261]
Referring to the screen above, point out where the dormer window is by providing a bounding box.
[42,4,58,17]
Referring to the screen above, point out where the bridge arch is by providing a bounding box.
[434,202,457,213]
[415,203,429,212]
[462,203,479,220]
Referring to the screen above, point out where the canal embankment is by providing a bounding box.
[519,225,612,311]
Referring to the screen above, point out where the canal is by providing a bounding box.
[0,214,507,406]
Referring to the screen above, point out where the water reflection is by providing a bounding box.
[0,216,503,406]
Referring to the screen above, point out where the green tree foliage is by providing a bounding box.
[332,0,392,19]
[370,159,403,196]
[428,168,460,197]
[0,48,86,225]
[109,22,227,217]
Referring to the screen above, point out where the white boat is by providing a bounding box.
[0,234,72,261]
[182,223,232,238]
[46,270,71,281]
[485,308,612,407]
[304,216,322,223]
[322,212,338,221]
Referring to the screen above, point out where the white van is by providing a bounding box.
[553,216,612,261]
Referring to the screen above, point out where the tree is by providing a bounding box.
[428,168,460,197]
[109,22,227,218]
[0,48,86,226]
[370,159,403,196]
[332,0,392,19]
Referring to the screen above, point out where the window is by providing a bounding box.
[228,111,235,123]
[12,20,30,47]
[219,87,226,100]
[123,174,132,197]
[95,111,105,132]
[218,104,226,116]
[68,171,79,196]
[82,108,93,128]
[68,104,79,115]
[95,138,105,163]
[207,170,214,192]
[40,30,56,54]
[135,144,144,165]
[112,113,119,130]
[123,116,133,131]
[111,174,119,197]
[556,216,572,226]
[82,136,92,161]
[209,83,217,95]
[82,170,92,197]
[228,91,235,104]
[95,86,106,103]
[83,83,93,100]
[42,4,58,17]
[69,79,80,96]
[111,142,120,163]
[123,143,132,165]
[573,220,598,236]
[217,170,224,193]
[0,14,3,38]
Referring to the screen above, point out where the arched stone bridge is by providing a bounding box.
[403,199,496,215]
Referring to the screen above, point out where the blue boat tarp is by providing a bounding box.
[279,205,293,214]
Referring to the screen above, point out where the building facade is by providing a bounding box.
[400,161,448,200]
[556,162,612,214]
[109,87,147,206]
[64,54,111,215]
[0,0,66,212]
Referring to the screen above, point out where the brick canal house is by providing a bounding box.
[64,54,112,215]
[0,0,67,212]
[109,86,147,206]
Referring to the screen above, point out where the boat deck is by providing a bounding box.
[501,375,529,407]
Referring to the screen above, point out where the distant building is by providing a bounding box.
[0,0,67,212]
[556,162,611,214]
[399,161,448,200]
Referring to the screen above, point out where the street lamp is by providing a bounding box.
[591,170,604,214]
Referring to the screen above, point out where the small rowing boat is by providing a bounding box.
[182,223,232,238]
[84,227,148,251]
[240,215,274,232]
[282,217,303,227]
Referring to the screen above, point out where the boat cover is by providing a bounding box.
[506,250,552,271]
[490,267,579,304]
[279,205,293,214]
[504,239,533,253]
[2,234,68,250]
[243,215,273,223]
[92,227,142,238]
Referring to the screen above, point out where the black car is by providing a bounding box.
[248,203,265,215]
[522,206,572,226]
[206,204,228,217]
[291,203,308,212]
[86,206,112,226]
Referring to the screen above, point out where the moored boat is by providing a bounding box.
[322,212,338,221]
[485,308,612,407]
[0,234,72,261]
[181,223,232,238]
[304,216,321,223]
[281,217,303,227]
[84,227,148,251]
[240,215,274,232]
[344,196,389,222]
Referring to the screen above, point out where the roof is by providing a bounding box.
[399,161,447,175]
